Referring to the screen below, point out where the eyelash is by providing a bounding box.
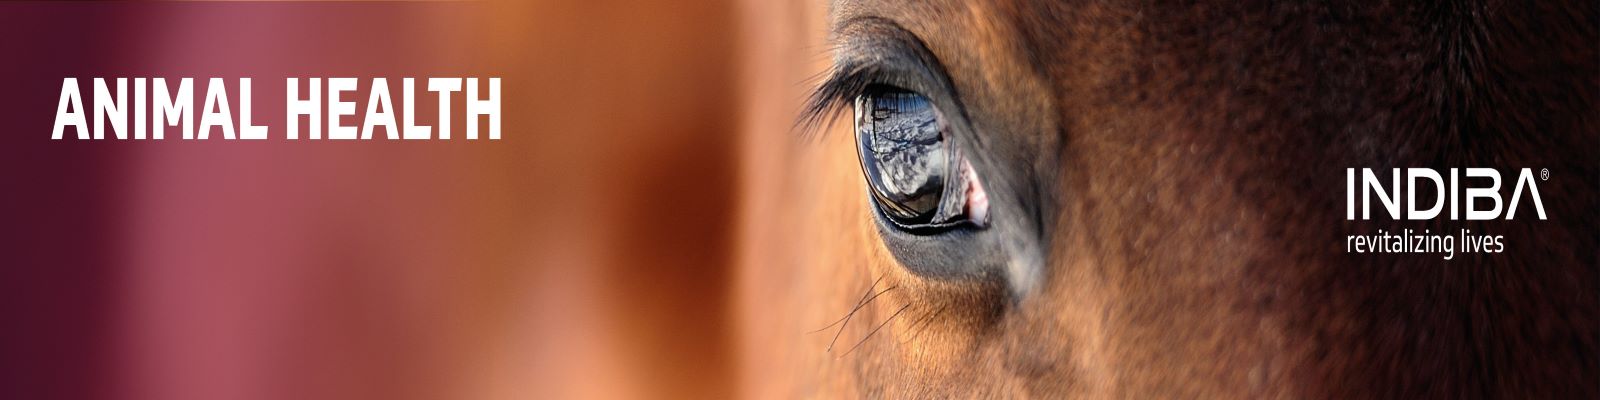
[795,63,892,138]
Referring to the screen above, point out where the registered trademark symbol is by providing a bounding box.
[1540,168,1550,181]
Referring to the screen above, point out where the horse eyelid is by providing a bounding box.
[795,63,884,137]
[796,25,952,140]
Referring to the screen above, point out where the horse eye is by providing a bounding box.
[853,87,986,230]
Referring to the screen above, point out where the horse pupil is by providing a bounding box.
[854,88,947,224]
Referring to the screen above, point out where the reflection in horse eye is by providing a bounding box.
[853,87,986,229]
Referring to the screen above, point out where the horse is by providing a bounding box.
[736,0,1598,397]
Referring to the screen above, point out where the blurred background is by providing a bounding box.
[0,1,821,399]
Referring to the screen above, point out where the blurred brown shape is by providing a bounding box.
[2,1,745,399]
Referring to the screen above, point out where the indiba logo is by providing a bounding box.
[1346,168,1548,221]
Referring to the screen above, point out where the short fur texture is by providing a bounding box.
[739,0,1598,397]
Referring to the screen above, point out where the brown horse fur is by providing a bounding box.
[736,0,1598,398]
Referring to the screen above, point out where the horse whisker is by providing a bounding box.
[838,303,911,359]
[819,275,883,331]
[897,303,948,345]
[824,285,897,352]
[808,275,890,334]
